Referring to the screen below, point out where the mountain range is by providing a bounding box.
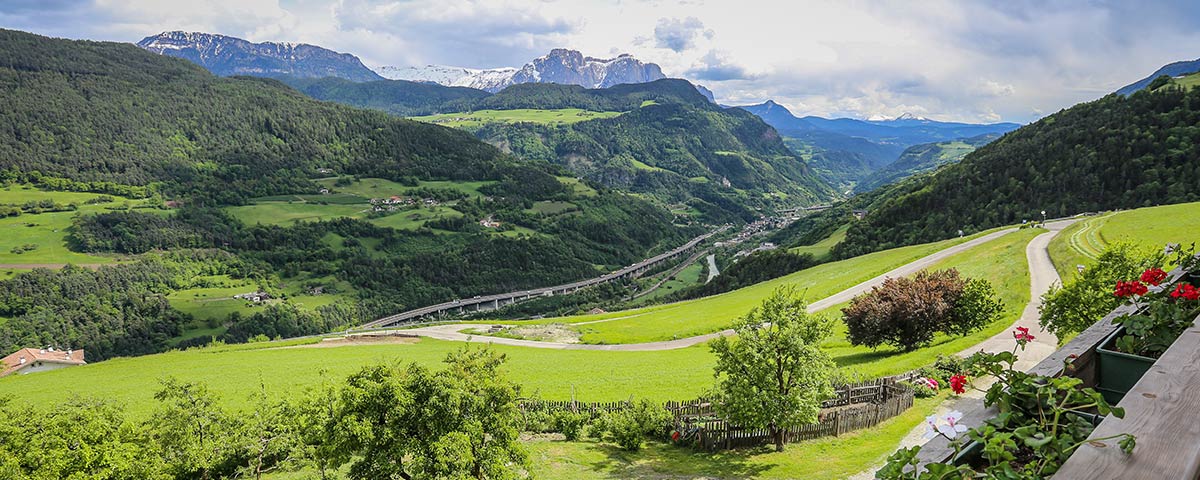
[137,31,383,82]
[379,48,667,93]
[737,100,1020,190]
[133,29,1028,198]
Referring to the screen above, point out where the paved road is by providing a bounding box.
[361,226,728,328]
[379,227,1024,351]
[845,219,1076,480]
[955,219,1076,369]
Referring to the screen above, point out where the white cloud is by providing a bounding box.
[653,16,708,52]
[6,0,1200,123]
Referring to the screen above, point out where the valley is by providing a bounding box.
[2,9,1200,479]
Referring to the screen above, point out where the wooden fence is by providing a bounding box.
[673,383,914,451]
[519,369,922,451]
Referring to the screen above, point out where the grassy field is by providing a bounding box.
[227,178,493,230]
[408,109,622,129]
[0,224,1037,480]
[0,338,718,419]
[0,186,140,265]
[528,200,578,215]
[1047,202,1200,279]
[315,177,493,199]
[823,227,1039,378]
[790,224,848,261]
[629,259,707,305]
[166,277,261,321]
[558,176,597,197]
[524,228,1014,345]
[226,202,366,226]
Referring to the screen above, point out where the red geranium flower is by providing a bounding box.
[1140,267,1168,286]
[1114,280,1149,297]
[1013,326,1036,343]
[1172,283,1200,301]
[949,374,968,395]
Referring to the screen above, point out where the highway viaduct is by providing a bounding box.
[360,225,729,329]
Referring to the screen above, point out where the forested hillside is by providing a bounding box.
[0,29,699,359]
[284,77,836,221]
[0,30,512,205]
[281,76,490,116]
[835,86,1200,258]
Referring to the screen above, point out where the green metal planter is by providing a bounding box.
[1096,325,1157,404]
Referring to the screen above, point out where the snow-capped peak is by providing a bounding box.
[374,48,665,93]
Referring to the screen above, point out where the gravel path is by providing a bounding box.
[844,219,1076,480]
[385,227,1021,351]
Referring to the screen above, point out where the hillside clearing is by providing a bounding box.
[408,108,623,129]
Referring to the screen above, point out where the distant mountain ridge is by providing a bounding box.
[855,133,999,192]
[137,31,383,82]
[739,100,1019,146]
[1116,57,1200,96]
[834,84,1200,259]
[379,49,666,92]
[736,100,1019,190]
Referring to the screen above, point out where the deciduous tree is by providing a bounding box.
[710,286,836,452]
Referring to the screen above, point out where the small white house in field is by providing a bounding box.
[0,348,86,377]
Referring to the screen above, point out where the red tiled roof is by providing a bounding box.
[0,348,86,377]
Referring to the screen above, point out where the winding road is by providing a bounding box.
[365,223,1070,352]
[844,219,1075,480]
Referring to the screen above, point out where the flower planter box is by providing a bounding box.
[1096,325,1157,404]
[950,411,1104,468]
[950,439,984,467]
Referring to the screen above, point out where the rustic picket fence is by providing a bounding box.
[519,369,922,451]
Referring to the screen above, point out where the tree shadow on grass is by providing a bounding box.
[582,440,774,479]
[834,349,902,369]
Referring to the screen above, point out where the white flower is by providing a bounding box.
[922,415,940,439]
[936,410,970,439]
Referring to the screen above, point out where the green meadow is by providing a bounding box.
[408,108,622,129]
[790,224,849,261]
[1048,201,1200,278]
[0,226,1040,420]
[0,338,718,419]
[511,227,1015,345]
[226,177,494,230]
[0,185,141,265]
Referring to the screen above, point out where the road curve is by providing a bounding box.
[955,219,1076,369]
[378,226,1027,351]
[845,219,1077,480]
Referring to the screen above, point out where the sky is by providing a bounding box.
[4,0,1200,123]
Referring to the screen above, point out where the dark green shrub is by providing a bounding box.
[552,410,589,441]
[522,409,555,433]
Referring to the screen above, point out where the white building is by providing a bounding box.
[1,348,86,377]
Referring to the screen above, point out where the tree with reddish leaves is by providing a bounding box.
[842,269,1003,351]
